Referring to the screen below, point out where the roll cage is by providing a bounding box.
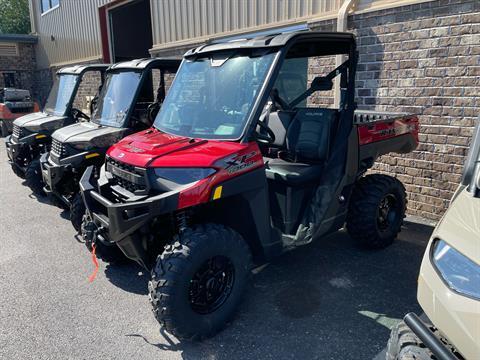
[183,31,357,143]
[50,64,109,117]
[95,58,181,128]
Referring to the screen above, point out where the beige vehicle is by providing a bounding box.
[387,120,480,360]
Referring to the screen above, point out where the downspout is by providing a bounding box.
[28,0,36,34]
[334,0,358,108]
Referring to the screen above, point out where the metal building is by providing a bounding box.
[29,0,424,69]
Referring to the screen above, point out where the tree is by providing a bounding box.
[0,0,31,34]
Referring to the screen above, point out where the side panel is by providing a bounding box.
[177,141,264,209]
[357,115,419,146]
[199,167,280,263]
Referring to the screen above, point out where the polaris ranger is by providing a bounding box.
[40,58,180,231]
[79,32,419,339]
[0,88,40,137]
[387,118,480,360]
[5,64,108,184]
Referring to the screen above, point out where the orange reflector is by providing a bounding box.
[88,244,99,283]
[213,186,223,200]
[35,134,47,139]
[85,153,100,159]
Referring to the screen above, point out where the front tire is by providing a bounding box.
[149,223,252,340]
[70,193,85,232]
[387,321,435,360]
[346,174,406,249]
[11,163,25,179]
[24,158,44,195]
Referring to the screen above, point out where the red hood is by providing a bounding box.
[107,128,250,168]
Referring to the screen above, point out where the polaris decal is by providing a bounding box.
[225,151,257,174]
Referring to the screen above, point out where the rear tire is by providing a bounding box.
[24,158,44,196]
[387,321,435,360]
[70,193,85,232]
[346,174,406,249]
[149,223,252,340]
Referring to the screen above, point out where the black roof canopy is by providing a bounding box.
[57,64,110,75]
[184,31,356,59]
[108,58,181,72]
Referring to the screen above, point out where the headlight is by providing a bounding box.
[432,239,480,299]
[154,167,216,185]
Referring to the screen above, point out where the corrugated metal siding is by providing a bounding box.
[32,0,111,69]
[150,0,343,49]
[32,0,431,68]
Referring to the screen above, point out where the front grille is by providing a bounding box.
[106,157,147,194]
[51,139,66,158]
[12,124,23,139]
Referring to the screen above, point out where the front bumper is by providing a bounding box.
[40,153,71,206]
[5,132,49,171]
[417,252,480,360]
[40,150,87,200]
[403,313,457,360]
[80,166,179,268]
[5,135,27,172]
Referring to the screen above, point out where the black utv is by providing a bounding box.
[5,64,108,184]
[40,58,180,231]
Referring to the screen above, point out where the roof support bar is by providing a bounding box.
[334,0,358,108]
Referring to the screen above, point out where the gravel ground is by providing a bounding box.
[0,139,431,360]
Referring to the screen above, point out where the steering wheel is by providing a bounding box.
[147,102,161,123]
[71,108,90,121]
[256,116,276,144]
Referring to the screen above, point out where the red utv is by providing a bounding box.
[79,32,419,339]
[0,88,40,137]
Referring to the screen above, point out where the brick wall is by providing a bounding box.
[308,0,480,221]
[33,68,54,106]
[151,1,479,221]
[0,42,36,97]
[72,71,103,115]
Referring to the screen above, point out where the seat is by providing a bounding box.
[264,108,337,186]
[264,158,323,185]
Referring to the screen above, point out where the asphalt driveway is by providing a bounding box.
[0,139,432,360]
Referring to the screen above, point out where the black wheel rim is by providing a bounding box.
[189,256,235,314]
[377,194,399,231]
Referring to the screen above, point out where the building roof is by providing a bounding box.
[0,34,37,44]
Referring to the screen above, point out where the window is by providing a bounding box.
[154,52,276,140]
[41,0,59,14]
[0,43,19,57]
[91,71,142,128]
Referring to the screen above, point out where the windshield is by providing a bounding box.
[154,52,276,140]
[92,71,142,128]
[44,74,78,116]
